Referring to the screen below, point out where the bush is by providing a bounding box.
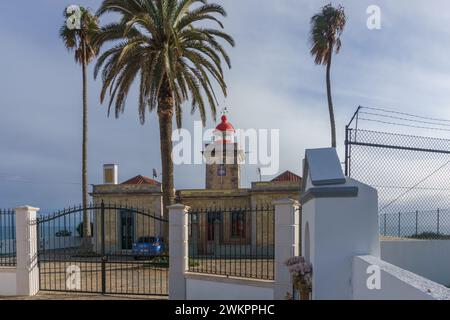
[408,232,450,240]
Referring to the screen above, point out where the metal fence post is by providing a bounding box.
[101,201,106,295]
[415,210,418,236]
[437,208,440,235]
[398,212,401,238]
[383,214,386,236]
[345,126,349,176]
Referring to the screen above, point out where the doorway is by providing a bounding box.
[119,210,135,250]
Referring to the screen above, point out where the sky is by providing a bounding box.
[2,0,450,212]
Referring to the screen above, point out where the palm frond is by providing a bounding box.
[95,0,234,128]
[309,3,346,65]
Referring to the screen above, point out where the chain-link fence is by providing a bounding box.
[345,106,450,240]
[380,209,450,239]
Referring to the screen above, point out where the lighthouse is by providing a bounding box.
[204,115,244,190]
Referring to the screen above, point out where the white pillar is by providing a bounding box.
[274,198,300,300]
[168,204,189,300]
[15,206,40,296]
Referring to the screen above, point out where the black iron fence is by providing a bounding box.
[37,203,168,296]
[380,208,450,240]
[188,205,275,280]
[0,209,16,266]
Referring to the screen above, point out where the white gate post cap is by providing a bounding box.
[273,198,299,206]
[167,204,190,211]
[15,206,40,212]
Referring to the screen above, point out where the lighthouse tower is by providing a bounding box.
[204,115,244,190]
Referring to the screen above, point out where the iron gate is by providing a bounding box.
[36,202,168,296]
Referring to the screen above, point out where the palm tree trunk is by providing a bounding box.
[326,48,337,148]
[158,83,176,246]
[81,41,92,249]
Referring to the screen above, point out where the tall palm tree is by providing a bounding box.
[94,0,234,227]
[310,3,346,148]
[60,7,100,247]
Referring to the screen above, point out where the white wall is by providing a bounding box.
[352,255,450,300]
[0,268,17,296]
[186,275,274,300]
[381,240,450,287]
[302,179,380,300]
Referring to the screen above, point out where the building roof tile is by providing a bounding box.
[122,175,161,186]
[271,171,302,183]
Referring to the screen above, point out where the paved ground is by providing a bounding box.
[1,292,166,300]
[39,260,169,296]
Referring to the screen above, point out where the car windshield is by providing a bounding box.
[137,237,158,243]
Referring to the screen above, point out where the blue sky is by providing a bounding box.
[2,0,450,211]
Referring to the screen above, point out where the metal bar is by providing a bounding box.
[345,126,349,176]
[437,208,440,235]
[101,201,106,295]
[415,210,418,235]
[347,141,450,155]
[347,106,362,127]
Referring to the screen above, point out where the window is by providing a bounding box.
[231,211,245,238]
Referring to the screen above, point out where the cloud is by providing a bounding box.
[2,1,450,210]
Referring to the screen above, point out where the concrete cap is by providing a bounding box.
[305,148,346,186]
[272,198,300,206]
[15,206,40,212]
[167,204,191,211]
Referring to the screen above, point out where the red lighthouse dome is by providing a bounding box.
[215,115,235,132]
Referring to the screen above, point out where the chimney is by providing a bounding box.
[103,164,118,185]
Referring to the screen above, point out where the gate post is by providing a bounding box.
[168,204,190,300]
[273,199,300,300]
[15,206,40,296]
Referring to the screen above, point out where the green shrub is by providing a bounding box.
[408,232,450,240]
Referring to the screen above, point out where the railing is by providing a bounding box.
[188,205,275,280]
[0,209,16,266]
[380,209,450,240]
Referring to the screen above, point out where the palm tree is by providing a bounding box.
[60,7,100,247]
[310,3,346,148]
[94,0,234,227]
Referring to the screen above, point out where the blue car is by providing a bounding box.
[132,236,164,260]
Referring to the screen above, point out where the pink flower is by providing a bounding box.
[285,256,312,278]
